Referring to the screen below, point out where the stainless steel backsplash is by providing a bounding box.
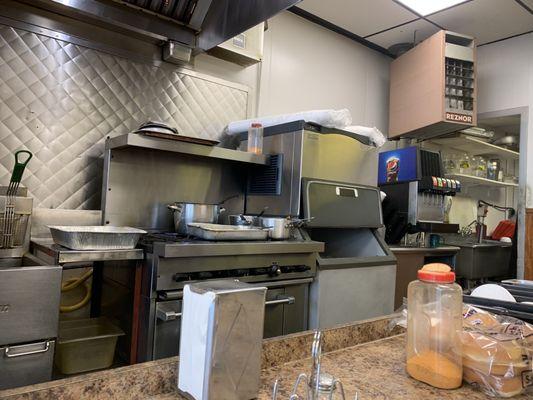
[0,25,249,210]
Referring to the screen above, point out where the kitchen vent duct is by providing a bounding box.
[20,0,301,52]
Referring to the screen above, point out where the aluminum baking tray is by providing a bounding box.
[187,223,268,241]
[48,226,147,250]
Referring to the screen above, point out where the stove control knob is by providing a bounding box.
[269,264,281,277]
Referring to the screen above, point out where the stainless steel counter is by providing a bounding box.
[31,239,144,266]
[389,245,461,254]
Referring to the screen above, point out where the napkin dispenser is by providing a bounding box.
[178,280,267,400]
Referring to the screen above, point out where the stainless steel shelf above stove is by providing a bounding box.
[106,133,269,165]
[151,240,325,258]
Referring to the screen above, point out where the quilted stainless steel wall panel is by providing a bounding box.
[0,25,249,209]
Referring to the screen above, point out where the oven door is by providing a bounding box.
[154,300,182,360]
[152,278,311,359]
[263,279,311,338]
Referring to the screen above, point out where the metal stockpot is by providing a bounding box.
[259,217,314,240]
[168,203,225,235]
[259,217,292,240]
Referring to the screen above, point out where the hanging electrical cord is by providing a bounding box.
[60,268,93,313]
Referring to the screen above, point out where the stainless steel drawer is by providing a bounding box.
[0,340,55,389]
[0,265,62,344]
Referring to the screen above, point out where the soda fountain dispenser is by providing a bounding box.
[378,146,460,245]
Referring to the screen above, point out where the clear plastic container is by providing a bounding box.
[55,317,124,374]
[474,156,487,178]
[247,122,263,155]
[458,154,471,175]
[406,263,463,389]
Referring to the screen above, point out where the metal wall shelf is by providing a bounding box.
[447,173,518,189]
[430,134,519,161]
[106,133,269,165]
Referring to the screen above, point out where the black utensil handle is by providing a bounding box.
[10,150,32,183]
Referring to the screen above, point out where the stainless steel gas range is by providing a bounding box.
[137,232,323,362]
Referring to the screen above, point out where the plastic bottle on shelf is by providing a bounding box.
[458,154,470,175]
[406,263,463,389]
[247,122,264,155]
[476,156,487,178]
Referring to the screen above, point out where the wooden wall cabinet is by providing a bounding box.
[389,30,477,140]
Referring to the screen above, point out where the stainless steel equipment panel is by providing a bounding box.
[0,265,62,345]
[408,181,445,224]
[0,25,249,210]
[154,300,182,360]
[263,282,308,338]
[0,340,55,389]
[302,179,383,229]
[244,126,379,216]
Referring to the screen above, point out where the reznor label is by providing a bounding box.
[446,112,473,123]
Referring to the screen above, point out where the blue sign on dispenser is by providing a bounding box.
[378,146,418,185]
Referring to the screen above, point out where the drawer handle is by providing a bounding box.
[157,309,182,322]
[5,341,50,358]
[265,295,295,306]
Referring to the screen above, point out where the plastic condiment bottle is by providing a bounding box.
[406,263,463,389]
[247,122,263,155]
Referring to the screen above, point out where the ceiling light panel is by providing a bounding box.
[396,0,469,16]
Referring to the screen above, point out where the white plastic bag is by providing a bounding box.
[225,109,352,135]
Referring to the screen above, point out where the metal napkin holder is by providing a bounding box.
[271,331,358,400]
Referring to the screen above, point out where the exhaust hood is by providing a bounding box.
[20,0,300,54]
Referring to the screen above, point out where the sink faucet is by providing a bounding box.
[271,330,356,400]
[476,202,489,244]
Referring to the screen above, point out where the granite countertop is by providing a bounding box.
[1,315,527,400]
[389,245,461,253]
[145,335,531,400]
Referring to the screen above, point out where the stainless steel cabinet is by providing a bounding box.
[0,265,62,345]
[0,259,61,389]
[0,340,55,389]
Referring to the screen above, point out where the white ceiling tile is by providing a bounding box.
[365,19,440,50]
[427,0,533,45]
[296,0,418,37]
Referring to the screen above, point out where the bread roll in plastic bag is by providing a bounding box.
[462,304,533,397]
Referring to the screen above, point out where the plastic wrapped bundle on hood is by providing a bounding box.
[221,109,387,148]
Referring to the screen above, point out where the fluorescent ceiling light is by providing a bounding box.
[396,0,469,16]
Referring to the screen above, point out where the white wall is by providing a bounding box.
[475,32,533,278]
[193,11,391,133]
[258,12,391,132]
[477,33,533,205]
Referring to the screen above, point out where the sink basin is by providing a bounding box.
[454,241,512,280]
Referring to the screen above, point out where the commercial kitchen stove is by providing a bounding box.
[137,231,324,361]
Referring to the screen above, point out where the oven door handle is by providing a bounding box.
[157,309,182,322]
[4,341,50,358]
[265,295,295,306]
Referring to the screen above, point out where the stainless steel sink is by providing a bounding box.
[452,240,512,280]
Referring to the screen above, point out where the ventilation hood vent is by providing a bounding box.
[21,0,300,52]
